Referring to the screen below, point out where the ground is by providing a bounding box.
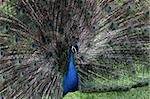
[64,86,150,99]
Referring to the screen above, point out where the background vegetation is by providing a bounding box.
[64,86,150,99]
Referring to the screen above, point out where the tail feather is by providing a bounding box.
[77,0,150,92]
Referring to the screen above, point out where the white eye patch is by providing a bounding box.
[71,46,77,54]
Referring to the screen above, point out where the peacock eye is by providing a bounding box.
[144,11,149,18]
[15,35,20,43]
[31,42,38,49]
[127,4,133,12]
[110,22,117,30]
[105,5,112,13]
[0,49,4,58]
[85,10,93,17]
[19,8,27,16]
[143,27,149,33]
[5,25,9,30]
[3,24,10,33]
[15,58,22,65]
[78,0,85,6]
[91,24,98,32]
[58,27,64,34]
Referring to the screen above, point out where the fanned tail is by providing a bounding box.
[0,0,150,98]
[77,0,150,92]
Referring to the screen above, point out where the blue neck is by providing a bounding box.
[68,52,75,71]
[63,51,78,95]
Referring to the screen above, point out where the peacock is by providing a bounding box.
[0,0,150,98]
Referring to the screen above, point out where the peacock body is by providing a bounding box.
[0,0,150,99]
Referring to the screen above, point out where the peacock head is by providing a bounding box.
[70,44,78,54]
[69,44,79,65]
[61,43,79,73]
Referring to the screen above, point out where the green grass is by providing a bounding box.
[64,86,150,99]
[0,86,149,99]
